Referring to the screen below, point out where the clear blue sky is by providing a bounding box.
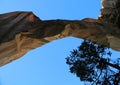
[0,0,120,85]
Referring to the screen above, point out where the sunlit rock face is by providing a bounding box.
[0,11,42,66]
[107,35,120,51]
[0,10,120,66]
[98,0,120,51]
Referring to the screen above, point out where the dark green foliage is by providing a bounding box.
[66,40,120,85]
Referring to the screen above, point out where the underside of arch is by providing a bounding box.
[0,9,120,66]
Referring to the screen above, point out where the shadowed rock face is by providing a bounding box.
[0,11,41,43]
[99,0,120,27]
[0,8,120,66]
[0,11,42,66]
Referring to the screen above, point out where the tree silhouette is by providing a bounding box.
[66,40,120,85]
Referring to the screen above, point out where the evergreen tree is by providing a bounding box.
[66,40,120,85]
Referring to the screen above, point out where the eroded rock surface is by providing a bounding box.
[99,0,120,27]
[0,11,120,66]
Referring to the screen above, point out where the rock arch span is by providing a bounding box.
[0,11,120,66]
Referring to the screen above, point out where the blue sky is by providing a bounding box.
[0,0,120,85]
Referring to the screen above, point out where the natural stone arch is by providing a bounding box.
[0,0,120,66]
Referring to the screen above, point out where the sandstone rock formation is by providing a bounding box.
[0,0,120,66]
[99,0,120,27]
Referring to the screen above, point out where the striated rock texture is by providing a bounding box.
[0,0,120,66]
[99,0,120,27]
